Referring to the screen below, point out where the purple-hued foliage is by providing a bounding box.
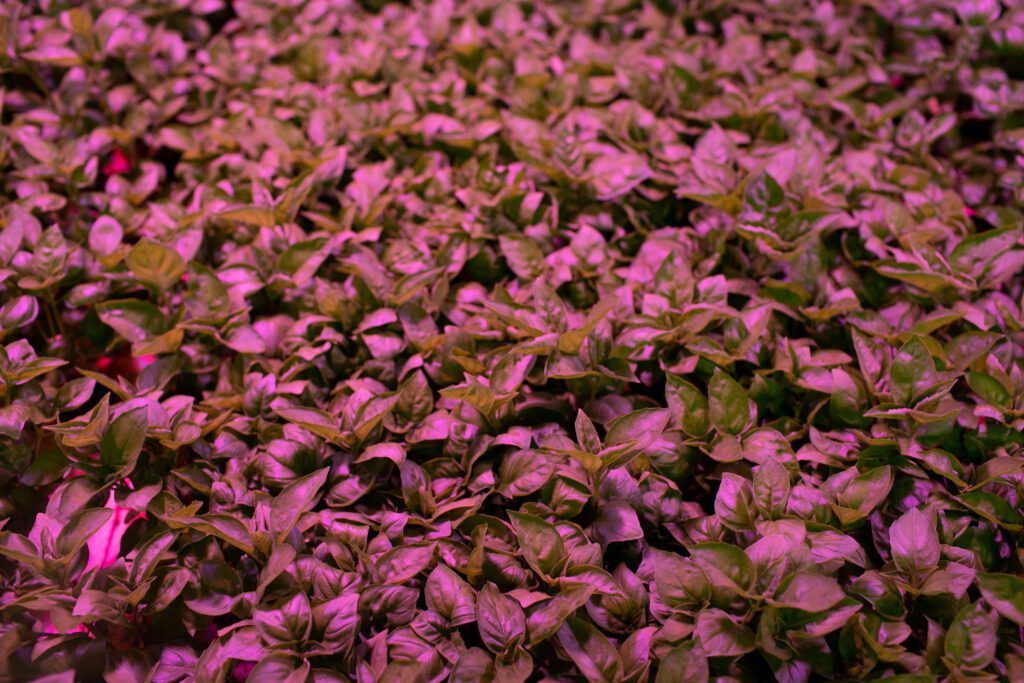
[1,0,1024,681]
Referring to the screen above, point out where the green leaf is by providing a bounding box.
[477,582,526,654]
[499,234,545,280]
[88,216,123,256]
[557,616,624,683]
[714,473,756,531]
[246,657,310,683]
[558,297,617,354]
[95,299,168,344]
[55,377,96,412]
[604,408,669,447]
[129,530,178,584]
[23,225,68,287]
[269,467,330,542]
[654,551,711,610]
[958,490,1023,530]
[873,261,965,294]
[743,172,785,219]
[753,459,790,518]
[46,477,100,522]
[426,564,477,626]
[166,514,253,554]
[257,544,296,599]
[185,262,231,322]
[575,409,602,453]
[526,584,596,646]
[0,533,45,572]
[23,46,83,67]
[708,369,752,435]
[0,295,38,333]
[944,602,998,671]
[400,460,435,517]
[890,337,938,405]
[768,573,846,612]
[656,641,708,683]
[216,206,276,226]
[599,408,670,470]
[694,608,756,657]
[254,591,312,644]
[439,381,498,417]
[591,501,644,543]
[353,392,400,442]
[498,449,556,497]
[689,542,755,602]
[14,357,68,383]
[450,648,495,683]
[967,371,1012,407]
[126,239,187,291]
[829,368,870,426]
[666,374,710,436]
[0,405,28,440]
[978,573,1024,626]
[950,226,1021,274]
[99,405,148,475]
[273,407,342,441]
[508,511,568,579]
[890,506,940,574]
[312,593,359,659]
[849,571,906,621]
[56,507,113,559]
[839,466,894,516]
[391,267,445,306]
[375,543,435,585]
[277,238,328,284]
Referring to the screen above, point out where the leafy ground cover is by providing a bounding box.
[2,0,1024,681]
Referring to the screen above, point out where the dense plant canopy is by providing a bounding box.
[2,0,1024,681]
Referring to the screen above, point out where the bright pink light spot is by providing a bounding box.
[85,490,142,572]
[102,148,133,176]
[95,356,113,371]
[964,207,976,217]
[135,355,157,371]
[180,273,189,282]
